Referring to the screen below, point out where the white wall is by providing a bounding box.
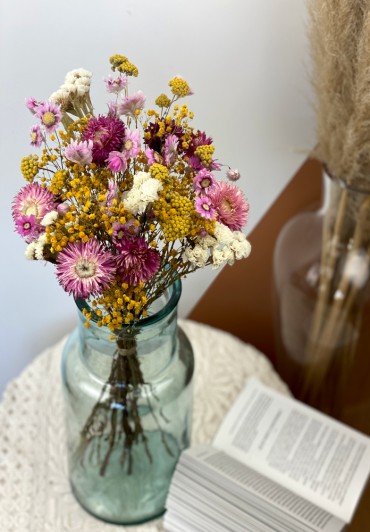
[0,0,316,396]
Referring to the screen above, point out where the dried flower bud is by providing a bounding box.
[227,168,240,181]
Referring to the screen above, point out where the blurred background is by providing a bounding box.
[0,0,315,395]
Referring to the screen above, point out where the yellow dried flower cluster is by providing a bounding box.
[83,284,148,331]
[109,54,138,77]
[155,94,172,108]
[21,155,39,182]
[169,76,191,97]
[194,145,215,167]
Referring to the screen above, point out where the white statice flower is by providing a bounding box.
[41,210,58,226]
[198,234,217,249]
[25,241,37,260]
[65,69,92,86]
[229,232,252,260]
[49,87,73,109]
[213,222,235,246]
[211,246,235,269]
[182,244,209,268]
[209,222,251,268]
[123,171,163,214]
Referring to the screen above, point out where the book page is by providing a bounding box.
[213,377,370,523]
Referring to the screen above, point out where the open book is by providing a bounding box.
[164,378,370,532]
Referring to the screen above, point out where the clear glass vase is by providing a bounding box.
[273,169,370,433]
[61,280,194,525]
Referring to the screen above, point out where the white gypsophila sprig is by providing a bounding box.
[35,233,48,260]
[25,241,37,260]
[182,244,209,267]
[41,210,58,226]
[123,172,163,214]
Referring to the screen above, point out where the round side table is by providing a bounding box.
[0,320,288,532]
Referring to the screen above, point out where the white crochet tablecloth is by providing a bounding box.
[0,319,289,532]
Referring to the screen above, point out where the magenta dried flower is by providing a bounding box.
[115,236,161,285]
[82,115,125,165]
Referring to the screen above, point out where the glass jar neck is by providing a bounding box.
[75,281,182,381]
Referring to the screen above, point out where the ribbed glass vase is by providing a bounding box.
[61,280,194,525]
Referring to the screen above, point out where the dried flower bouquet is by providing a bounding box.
[12,54,251,472]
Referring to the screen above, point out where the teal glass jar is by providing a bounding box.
[61,280,194,525]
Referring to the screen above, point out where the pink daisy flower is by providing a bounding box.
[15,214,38,242]
[12,183,57,237]
[64,139,93,165]
[25,97,41,114]
[104,74,127,94]
[82,115,125,165]
[118,90,146,119]
[115,237,161,285]
[56,240,116,299]
[107,151,127,173]
[195,195,217,220]
[106,179,119,207]
[208,182,249,230]
[30,124,43,147]
[144,148,159,166]
[193,169,217,194]
[123,129,141,158]
[35,101,62,133]
[164,135,179,165]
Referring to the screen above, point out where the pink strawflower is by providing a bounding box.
[118,91,146,119]
[107,151,127,173]
[145,147,157,166]
[15,214,38,242]
[56,240,116,298]
[64,139,93,165]
[106,179,119,206]
[195,195,217,220]
[227,168,241,181]
[25,97,40,114]
[164,135,179,165]
[30,124,43,147]
[35,101,62,133]
[82,115,125,165]
[12,183,57,238]
[107,101,119,117]
[209,182,249,230]
[115,237,161,285]
[112,221,139,247]
[193,169,216,194]
[104,74,127,94]
[123,129,141,158]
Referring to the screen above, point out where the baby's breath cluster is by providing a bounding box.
[13,53,251,334]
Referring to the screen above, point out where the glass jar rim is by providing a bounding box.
[75,279,182,331]
[324,165,370,195]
